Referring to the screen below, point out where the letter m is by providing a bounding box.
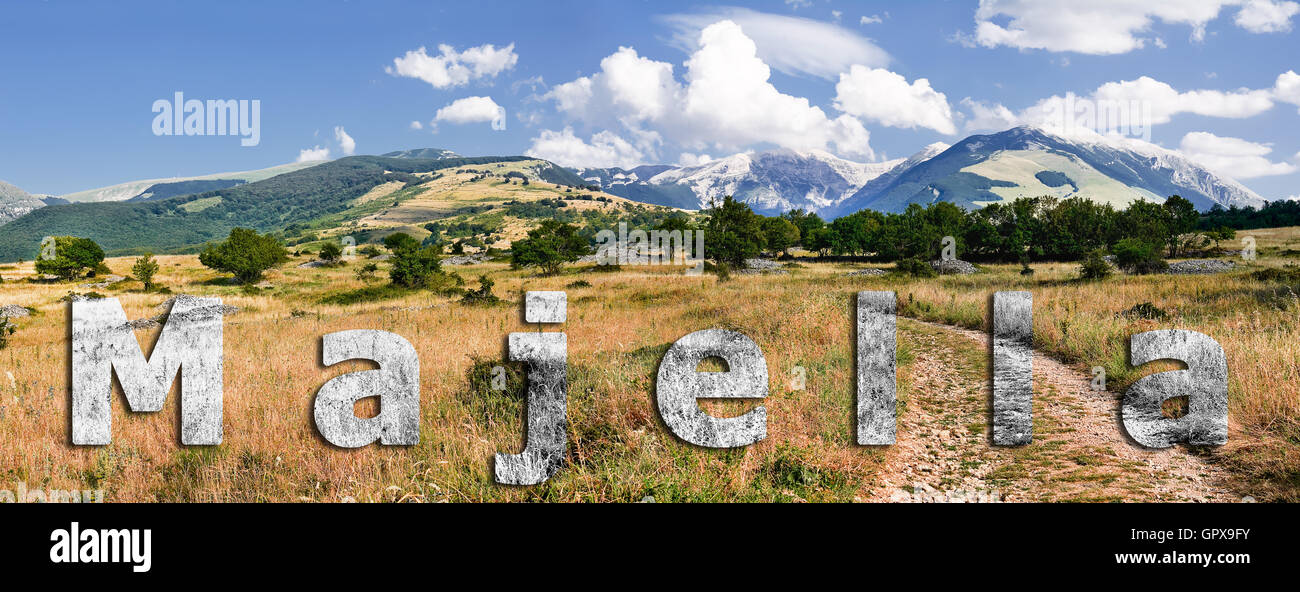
[72,296,223,445]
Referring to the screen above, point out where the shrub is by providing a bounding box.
[385,233,443,288]
[354,262,380,282]
[132,253,160,290]
[460,274,501,305]
[1112,239,1168,275]
[1078,250,1112,280]
[0,316,16,350]
[34,236,104,280]
[199,228,288,284]
[510,220,588,276]
[318,241,343,263]
[894,258,937,278]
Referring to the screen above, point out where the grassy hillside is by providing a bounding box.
[0,155,591,261]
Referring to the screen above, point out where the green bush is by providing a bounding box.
[1112,238,1168,274]
[894,258,937,278]
[510,220,588,276]
[131,253,160,290]
[1078,249,1112,280]
[199,228,288,284]
[34,236,104,280]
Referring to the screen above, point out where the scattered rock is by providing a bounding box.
[78,275,126,289]
[0,304,31,318]
[846,268,887,277]
[929,259,978,275]
[442,253,489,265]
[736,259,789,275]
[297,260,328,268]
[1166,260,1235,275]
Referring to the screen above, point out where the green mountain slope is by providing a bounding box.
[0,155,578,261]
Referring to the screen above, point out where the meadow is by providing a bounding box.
[0,227,1296,502]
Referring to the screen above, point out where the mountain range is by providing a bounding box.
[578,126,1267,216]
[0,126,1276,260]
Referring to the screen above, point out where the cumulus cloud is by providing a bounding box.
[1179,131,1298,178]
[386,43,518,89]
[537,20,876,164]
[678,153,714,166]
[1235,0,1300,32]
[660,8,889,79]
[334,126,356,156]
[1274,70,1300,112]
[960,98,1022,132]
[434,96,505,125]
[834,66,958,134]
[526,127,648,169]
[861,15,884,25]
[297,146,330,162]
[970,1,1298,55]
[965,75,1280,133]
[410,120,423,130]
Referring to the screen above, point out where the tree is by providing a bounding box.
[1162,195,1199,256]
[654,215,694,261]
[198,228,289,284]
[511,220,589,275]
[385,232,442,288]
[703,196,763,267]
[131,253,160,290]
[760,217,800,256]
[34,236,104,280]
[318,241,343,263]
[781,209,825,249]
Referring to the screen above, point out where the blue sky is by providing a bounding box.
[1,0,1298,200]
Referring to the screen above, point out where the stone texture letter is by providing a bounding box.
[1123,330,1228,448]
[496,292,569,485]
[857,291,897,445]
[72,295,223,445]
[993,291,1033,445]
[657,329,769,448]
[315,330,420,448]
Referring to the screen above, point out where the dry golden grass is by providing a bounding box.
[0,227,1296,501]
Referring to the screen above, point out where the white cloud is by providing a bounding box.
[1179,131,1298,178]
[526,127,648,169]
[540,20,876,162]
[1235,0,1300,32]
[678,153,714,166]
[297,146,330,162]
[960,98,1021,132]
[970,1,1296,55]
[834,65,958,135]
[1088,76,1274,123]
[965,75,1280,133]
[434,96,504,125]
[386,43,518,89]
[1275,70,1300,112]
[861,15,884,25]
[661,8,889,80]
[784,0,813,9]
[334,126,356,156]
[410,120,423,130]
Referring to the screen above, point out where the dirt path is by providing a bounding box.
[867,318,1239,503]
